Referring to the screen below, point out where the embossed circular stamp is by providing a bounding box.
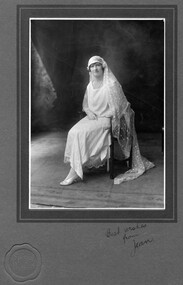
[4,243,42,282]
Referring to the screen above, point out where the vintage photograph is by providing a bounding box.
[29,19,165,210]
[0,3,181,284]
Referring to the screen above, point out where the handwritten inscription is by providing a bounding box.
[105,224,154,257]
[123,233,139,244]
[106,226,120,238]
[124,223,147,233]
[131,237,154,257]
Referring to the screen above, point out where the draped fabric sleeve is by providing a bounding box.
[103,104,113,118]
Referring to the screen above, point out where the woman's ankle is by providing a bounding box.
[65,168,78,180]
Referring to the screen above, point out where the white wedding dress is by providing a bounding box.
[63,55,155,184]
[64,82,112,179]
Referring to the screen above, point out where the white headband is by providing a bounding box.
[87,56,105,70]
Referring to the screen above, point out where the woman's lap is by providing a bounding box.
[69,116,110,135]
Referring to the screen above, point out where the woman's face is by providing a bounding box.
[89,62,103,79]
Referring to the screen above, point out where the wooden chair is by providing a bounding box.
[78,110,132,179]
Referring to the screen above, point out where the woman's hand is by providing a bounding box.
[86,110,97,120]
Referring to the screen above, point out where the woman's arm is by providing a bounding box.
[82,89,97,120]
[104,106,114,118]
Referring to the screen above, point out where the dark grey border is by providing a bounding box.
[17,5,177,222]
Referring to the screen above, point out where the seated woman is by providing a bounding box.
[60,56,154,186]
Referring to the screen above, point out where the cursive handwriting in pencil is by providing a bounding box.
[106,226,120,238]
[123,233,139,244]
[124,223,147,233]
[131,237,154,257]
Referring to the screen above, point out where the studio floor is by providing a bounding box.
[30,131,164,209]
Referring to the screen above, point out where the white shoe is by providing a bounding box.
[60,175,80,186]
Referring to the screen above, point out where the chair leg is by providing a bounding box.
[109,137,114,179]
[109,159,114,179]
[107,156,110,172]
[129,137,133,169]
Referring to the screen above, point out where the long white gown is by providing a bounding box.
[63,55,155,184]
[64,82,112,179]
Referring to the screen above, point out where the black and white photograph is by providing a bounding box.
[1,3,181,285]
[30,19,165,210]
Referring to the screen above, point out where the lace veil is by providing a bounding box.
[87,56,155,184]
